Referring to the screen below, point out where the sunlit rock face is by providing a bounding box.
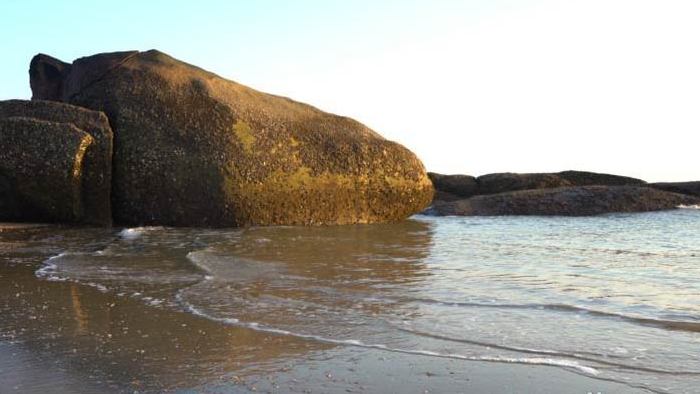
[30,50,433,227]
[0,100,113,225]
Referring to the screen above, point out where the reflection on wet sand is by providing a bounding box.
[70,285,88,335]
[1,265,328,392]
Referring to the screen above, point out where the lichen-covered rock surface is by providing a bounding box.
[0,100,113,225]
[30,50,433,226]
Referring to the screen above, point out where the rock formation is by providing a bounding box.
[3,49,693,224]
[427,173,478,201]
[29,50,433,227]
[556,170,645,187]
[475,172,571,195]
[429,186,699,216]
[650,182,700,199]
[429,170,646,202]
[0,100,113,225]
[427,170,699,217]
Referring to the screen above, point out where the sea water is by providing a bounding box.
[2,208,700,393]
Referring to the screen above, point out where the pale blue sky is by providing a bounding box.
[2,0,698,181]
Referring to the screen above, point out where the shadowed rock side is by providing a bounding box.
[474,170,646,196]
[29,54,71,102]
[476,172,571,195]
[556,170,646,187]
[427,173,477,201]
[0,100,113,225]
[0,117,93,222]
[31,50,433,227]
[650,182,700,198]
[429,186,700,216]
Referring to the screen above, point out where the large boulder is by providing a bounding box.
[30,50,433,227]
[0,100,113,225]
[650,182,700,198]
[0,117,94,223]
[429,186,699,216]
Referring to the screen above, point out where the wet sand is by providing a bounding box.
[1,262,649,393]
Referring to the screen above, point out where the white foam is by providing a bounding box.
[85,282,109,293]
[118,226,164,240]
[35,253,109,292]
[35,253,66,281]
[180,301,599,376]
[677,204,700,210]
[186,250,214,275]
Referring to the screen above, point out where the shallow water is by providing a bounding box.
[2,209,700,393]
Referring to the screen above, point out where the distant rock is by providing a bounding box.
[429,186,699,216]
[428,170,647,201]
[556,170,645,187]
[650,182,700,198]
[30,50,433,226]
[476,172,570,195]
[0,117,93,223]
[0,100,113,225]
[427,172,478,200]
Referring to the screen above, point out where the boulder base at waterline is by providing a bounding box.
[30,50,433,227]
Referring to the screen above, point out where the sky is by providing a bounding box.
[2,0,698,182]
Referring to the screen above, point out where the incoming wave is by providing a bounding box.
[35,252,109,292]
[393,324,700,376]
[677,204,700,210]
[174,293,599,376]
[401,297,700,334]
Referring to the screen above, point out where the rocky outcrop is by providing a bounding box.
[0,117,93,223]
[427,172,478,201]
[426,170,694,217]
[650,182,700,198]
[429,170,646,201]
[30,50,433,226]
[0,100,113,225]
[429,186,700,217]
[476,172,571,195]
[556,170,645,187]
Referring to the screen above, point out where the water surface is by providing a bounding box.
[2,209,699,393]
